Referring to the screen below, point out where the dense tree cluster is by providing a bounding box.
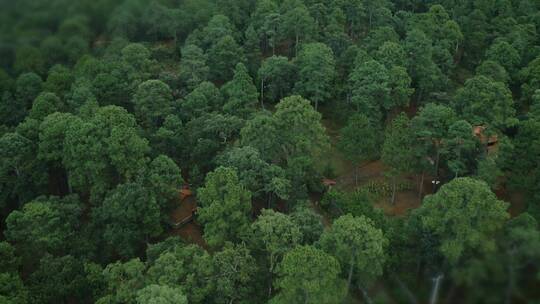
[1,0,540,303]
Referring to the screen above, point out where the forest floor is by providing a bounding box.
[168,110,526,248]
[318,117,425,217]
[169,195,207,248]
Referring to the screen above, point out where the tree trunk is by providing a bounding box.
[260,78,265,109]
[358,283,373,304]
[434,149,441,180]
[314,99,318,111]
[391,175,397,204]
[355,165,359,186]
[429,273,444,304]
[418,172,425,198]
[393,274,419,304]
[504,257,515,304]
[346,256,355,295]
[268,256,274,298]
[295,33,299,57]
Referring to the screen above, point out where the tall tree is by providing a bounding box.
[338,113,380,185]
[294,43,336,110]
[319,214,387,298]
[453,75,516,130]
[221,63,258,118]
[13,72,43,124]
[419,178,509,265]
[136,285,187,304]
[212,243,258,304]
[271,245,345,304]
[411,103,457,184]
[91,182,162,259]
[133,80,174,131]
[279,0,317,56]
[382,113,414,203]
[63,106,150,202]
[272,95,329,162]
[404,28,446,102]
[207,35,246,83]
[258,56,297,106]
[348,59,389,120]
[179,44,209,91]
[442,120,479,178]
[250,209,302,298]
[146,244,214,303]
[179,81,223,120]
[97,258,145,304]
[197,167,252,247]
[4,195,81,263]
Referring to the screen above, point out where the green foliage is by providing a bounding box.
[453,75,516,129]
[271,245,345,304]
[91,182,162,259]
[327,188,386,231]
[44,64,73,98]
[2,1,540,302]
[222,63,258,118]
[272,95,329,162]
[506,117,540,210]
[133,80,174,130]
[338,113,380,165]
[144,155,183,211]
[212,243,258,303]
[216,146,285,199]
[29,92,63,120]
[4,195,81,260]
[258,56,296,103]
[179,44,209,91]
[319,214,387,287]
[28,254,89,304]
[442,120,479,177]
[415,178,509,264]
[251,209,302,274]
[97,258,145,304]
[208,35,246,82]
[63,105,150,200]
[294,42,336,109]
[278,0,316,56]
[0,272,29,304]
[13,72,43,123]
[180,81,223,120]
[290,206,324,245]
[382,113,414,178]
[136,285,187,304]
[146,244,213,303]
[197,167,252,247]
[0,242,20,273]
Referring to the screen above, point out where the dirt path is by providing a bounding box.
[169,196,207,248]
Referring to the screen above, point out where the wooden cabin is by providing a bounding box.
[171,185,197,228]
[473,126,498,154]
[322,178,337,188]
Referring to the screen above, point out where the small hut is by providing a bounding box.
[171,185,197,228]
[322,178,337,188]
[473,126,498,154]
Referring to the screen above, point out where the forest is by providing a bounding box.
[0,0,540,303]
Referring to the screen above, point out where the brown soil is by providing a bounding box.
[169,196,207,248]
[375,189,421,217]
[495,186,527,216]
